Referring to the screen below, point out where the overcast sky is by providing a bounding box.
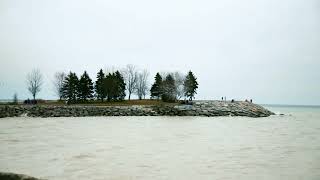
[0,0,319,105]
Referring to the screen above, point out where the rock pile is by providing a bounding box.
[0,101,274,118]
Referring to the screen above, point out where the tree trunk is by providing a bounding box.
[128,93,131,100]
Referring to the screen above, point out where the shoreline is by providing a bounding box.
[0,101,274,118]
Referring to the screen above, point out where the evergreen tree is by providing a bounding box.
[78,71,94,102]
[150,73,163,99]
[184,71,198,101]
[114,71,126,101]
[95,69,106,102]
[104,73,116,101]
[103,71,126,101]
[161,74,176,102]
[62,72,79,104]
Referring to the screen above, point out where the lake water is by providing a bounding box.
[0,105,320,180]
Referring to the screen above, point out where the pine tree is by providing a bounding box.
[110,73,118,101]
[150,73,163,99]
[95,69,106,102]
[103,71,126,101]
[104,73,115,101]
[115,71,126,101]
[78,71,94,102]
[161,74,176,102]
[62,72,79,104]
[184,71,198,101]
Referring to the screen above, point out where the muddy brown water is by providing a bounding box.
[1,106,320,180]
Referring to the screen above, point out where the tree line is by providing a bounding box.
[53,70,126,104]
[25,65,198,104]
[150,71,198,102]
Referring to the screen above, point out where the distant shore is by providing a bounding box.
[0,100,274,118]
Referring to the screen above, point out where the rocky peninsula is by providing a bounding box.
[0,101,274,118]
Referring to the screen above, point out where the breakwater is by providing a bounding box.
[0,101,274,118]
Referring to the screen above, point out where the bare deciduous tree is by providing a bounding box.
[26,69,43,100]
[160,72,169,80]
[173,71,185,100]
[104,66,117,75]
[53,72,66,100]
[136,69,149,100]
[122,64,138,100]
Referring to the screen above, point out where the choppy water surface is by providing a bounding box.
[1,106,320,180]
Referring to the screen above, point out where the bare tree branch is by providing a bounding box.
[136,69,149,100]
[53,72,66,100]
[122,64,138,100]
[173,71,185,100]
[26,69,43,100]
